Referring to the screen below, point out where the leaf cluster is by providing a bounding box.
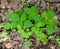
[1,6,58,45]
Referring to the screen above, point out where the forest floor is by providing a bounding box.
[0,0,60,49]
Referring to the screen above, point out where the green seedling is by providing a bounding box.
[0,32,8,42]
[48,36,54,40]
[23,41,31,48]
[2,32,8,40]
[55,36,60,46]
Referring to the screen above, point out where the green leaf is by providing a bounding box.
[44,19,49,25]
[36,21,45,27]
[31,27,37,32]
[28,14,35,20]
[2,23,11,30]
[11,21,17,29]
[19,29,29,38]
[21,33,29,38]
[6,12,19,21]
[24,7,31,14]
[24,20,33,29]
[56,36,60,46]
[17,24,22,30]
[15,10,23,17]
[26,29,29,32]
[19,29,25,34]
[24,41,31,48]
[31,6,38,14]
[17,21,23,29]
[48,36,54,40]
[46,25,54,34]
[33,14,41,22]
[41,11,47,18]
[24,3,29,7]
[2,32,8,40]
[46,9,55,19]
[37,32,47,45]
[20,13,26,21]
[27,31,33,36]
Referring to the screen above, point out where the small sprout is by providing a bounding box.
[55,36,60,46]
[2,23,11,30]
[2,32,8,40]
[12,29,16,32]
[37,32,47,45]
[48,36,54,40]
[24,41,31,48]
[24,3,29,7]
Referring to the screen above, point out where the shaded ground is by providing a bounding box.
[0,0,60,49]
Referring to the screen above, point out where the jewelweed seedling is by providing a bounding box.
[1,5,58,45]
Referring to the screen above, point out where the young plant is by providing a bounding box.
[1,5,58,45]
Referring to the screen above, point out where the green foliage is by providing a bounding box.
[1,23,11,30]
[41,11,47,18]
[48,36,54,40]
[20,13,26,21]
[36,21,45,27]
[30,6,38,14]
[2,32,8,40]
[55,36,60,46]
[36,31,47,45]
[11,21,17,29]
[18,28,32,38]
[1,6,58,46]
[24,7,31,14]
[46,25,54,34]
[24,3,29,7]
[46,9,55,20]
[23,41,31,48]
[6,12,19,21]
[0,32,8,42]
[28,14,35,20]
[33,14,41,23]
[15,10,23,17]
[24,20,33,29]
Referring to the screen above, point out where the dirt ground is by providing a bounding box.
[0,0,60,49]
